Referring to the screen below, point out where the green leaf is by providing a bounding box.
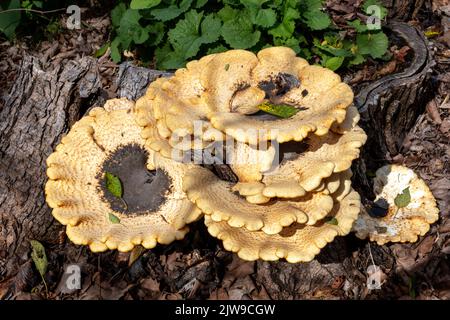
[168,11,221,59]
[130,0,161,9]
[356,32,388,59]
[110,37,121,62]
[268,7,299,39]
[349,53,365,65]
[274,37,301,53]
[0,0,21,39]
[155,43,186,69]
[145,22,165,46]
[195,0,208,8]
[108,212,121,224]
[105,172,123,198]
[218,6,239,22]
[258,102,300,118]
[94,42,110,58]
[30,240,48,277]
[299,0,331,31]
[362,0,388,20]
[117,9,147,48]
[325,56,344,71]
[151,0,193,21]
[325,217,338,225]
[347,19,368,33]
[207,44,228,54]
[303,10,330,30]
[111,3,126,28]
[394,187,411,209]
[221,16,261,49]
[253,8,277,28]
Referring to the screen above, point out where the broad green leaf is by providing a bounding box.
[221,16,261,49]
[168,11,221,59]
[105,172,123,198]
[268,7,299,39]
[195,0,208,8]
[362,0,388,19]
[111,3,126,28]
[145,22,165,46]
[130,0,161,9]
[274,37,301,53]
[207,44,228,54]
[110,37,121,62]
[253,8,277,28]
[258,102,300,118]
[108,212,121,224]
[0,0,21,39]
[347,19,368,33]
[117,9,146,48]
[218,6,239,22]
[349,53,365,65]
[155,43,186,69]
[356,32,388,59]
[325,56,344,71]
[239,0,270,7]
[151,0,193,21]
[30,240,48,277]
[303,11,330,30]
[394,187,411,208]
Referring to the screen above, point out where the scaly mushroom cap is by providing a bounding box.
[205,187,361,263]
[45,98,201,252]
[353,165,439,245]
[183,166,345,234]
[136,47,354,146]
[260,126,366,198]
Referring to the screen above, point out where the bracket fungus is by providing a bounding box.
[353,165,439,245]
[45,98,201,252]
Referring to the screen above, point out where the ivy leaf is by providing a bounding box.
[356,32,388,58]
[218,6,239,22]
[325,56,345,71]
[151,0,193,21]
[394,187,411,209]
[130,0,161,9]
[108,212,121,224]
[258,102,300,118]
[105,172,123,198]
[0,0,21,39]
[221,15,261,49]
[168,11,221,60]
[30,240,48,278]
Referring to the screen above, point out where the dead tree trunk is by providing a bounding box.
[0,22,434,285]
[0,57,168,279]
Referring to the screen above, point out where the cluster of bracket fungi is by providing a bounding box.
[45,47,439,263]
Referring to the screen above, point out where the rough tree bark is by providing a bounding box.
[0,22,434,287]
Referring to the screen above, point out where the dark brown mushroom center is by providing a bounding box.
[98,144,171,215]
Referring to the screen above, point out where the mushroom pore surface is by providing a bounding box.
[99,144,171,215]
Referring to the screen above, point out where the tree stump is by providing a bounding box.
[0,22,434,290]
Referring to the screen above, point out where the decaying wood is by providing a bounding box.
[0,22,434,286]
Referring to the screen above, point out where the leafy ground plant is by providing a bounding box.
[108,0,390,70]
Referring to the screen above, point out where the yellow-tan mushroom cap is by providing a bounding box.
[45,98,201,252]
[135,47,355,146]
[352,165,439,245]
[205,188,361,263]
